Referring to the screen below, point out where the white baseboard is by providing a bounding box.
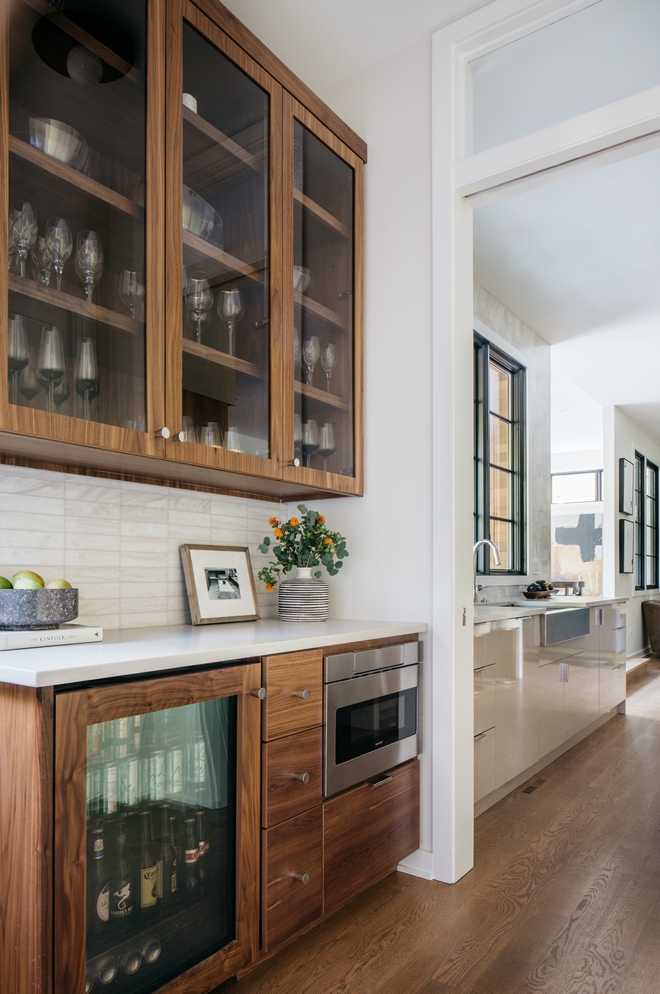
[397,848,434,880]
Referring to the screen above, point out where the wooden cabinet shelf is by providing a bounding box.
[183,105,263,175]
[183,230,266,285]
[182,338,263,378]
[294,380,349,411]
[295,291,347,332]
[8,273,140,335]
[294,188,348,239]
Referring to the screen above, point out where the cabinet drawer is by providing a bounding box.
[262,806,323,951]
[323,759,419,916]
[474,662,496,735]
[262,727,323,828]
[262,650,323,741]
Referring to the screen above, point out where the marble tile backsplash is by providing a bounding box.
[0,464,283,629]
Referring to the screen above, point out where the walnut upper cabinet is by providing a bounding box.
[0,0,365,499]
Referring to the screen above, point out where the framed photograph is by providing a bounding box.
[619,457,634,515]
[619,519,634,574]
[180,545,260,625]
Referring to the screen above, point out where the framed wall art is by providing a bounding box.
[619,457,634,515]
[619,519,634,574]
[180,544,260,625]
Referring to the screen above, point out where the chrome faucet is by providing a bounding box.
[473,539,501,602]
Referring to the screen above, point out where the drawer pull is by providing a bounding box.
[367,773,392,787]
[292,688,311,700]
[293,872,310,885]
[292,772,311,784]
[250,687,266,699]
[473,665,492,673]
[474,731,487,740]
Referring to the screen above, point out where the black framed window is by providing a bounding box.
[474,334,526,574]
[551,470,602,504]
[634,451,658,590]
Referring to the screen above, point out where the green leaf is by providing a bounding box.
[314,570,322,579]
[335,561,343,569]
[263,536,271,545]
[297,503,308,515]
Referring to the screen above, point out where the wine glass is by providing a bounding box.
[184,273,212,343]
[8,314,29,405]
[38,325,65,413]
[75,337,99,421]
[53,373,70,411]
[318,423,337,472]
[45,218,72,292]
[302,336,320,386]
[18,348,41,406]
[293,327,301,369]
[31,231,53,286]
[302,419,319,467]
[217,286,242,355]
[294,411,303,464]
[75,231,104,303]
[118,269,145,320]
[320,343,337,392]
[11,202,38,278]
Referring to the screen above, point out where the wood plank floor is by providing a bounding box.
[216,661,660,994]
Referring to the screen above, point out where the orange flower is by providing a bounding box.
[318,514,326,522]
[265,583,274,592]
[324,537,333,545]
[289,517,299,526]
[269,517,278,526]
[273,528,283,538]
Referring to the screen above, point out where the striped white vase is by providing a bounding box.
[278,567,329,622]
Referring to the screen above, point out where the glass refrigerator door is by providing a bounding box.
[85,699,236,994]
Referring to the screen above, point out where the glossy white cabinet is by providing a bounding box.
[495,618,539,787]
[474,725,497,802]
[599,605,627,714]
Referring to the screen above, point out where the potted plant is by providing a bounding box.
[258,505,348,621]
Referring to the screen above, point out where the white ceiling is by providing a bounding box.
[474,146,660,445]
[221,0,493,93]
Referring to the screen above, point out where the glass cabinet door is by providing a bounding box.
[284,99,363,494]
[84,701,236,994]
[3,0,162,450]
[165,1,282,474]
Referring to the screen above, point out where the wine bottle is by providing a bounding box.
[139,810,158,912]
[88,827,110,935]
[156,804,177,904]
[183,816,199,894]
[109,819,134,924]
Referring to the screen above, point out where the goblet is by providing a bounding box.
[18,348,41,406]
[302,419,319,468]
[45,218,72,292]
[11,202,38,278]
[318,423,337,472]
[75,337,99,421]
[320,342,337,392]
[53,373,70,411]
[8,314,29,405]
[38,325,65,414]
[217,286,242,356]
[75,230,104,303]
[302,336,320,386]
[31,231,53,286]
[184,273,212,344]
[118,269,145,320]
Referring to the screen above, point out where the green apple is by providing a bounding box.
[0,576,12,589]
[46,579,72,589]
[13,570,44,589]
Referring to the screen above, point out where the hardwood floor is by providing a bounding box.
[217,661,660,994]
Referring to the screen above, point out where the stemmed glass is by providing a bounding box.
[75,337,99,421]
[75,231,104,303]
[294,412,303,463]
[11,202,38,278]
[31,231,53,286]
[218,286,242,355]
[8,314,29,405]
[38,325,65,414]
[118,269,145,320]
[320,343,337,392]
[302,336,320,386]
[18,348,41,406]
[45,218,72,292]
[302,419,319,467]
[185,273,212,343]
[53,373,70,411]
[293,327,301,370]
[318,423,337,472]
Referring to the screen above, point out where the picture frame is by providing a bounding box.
[180,544,260,625]
[619,457,634,515]
[619,519,634,574]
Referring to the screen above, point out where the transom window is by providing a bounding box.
[474,334,526,574]
[552,471,603,504]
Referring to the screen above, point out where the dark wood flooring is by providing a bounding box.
[217,661,660,994]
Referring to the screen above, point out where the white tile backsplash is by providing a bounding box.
[0,464,283,629]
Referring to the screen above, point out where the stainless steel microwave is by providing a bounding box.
[323,642,422,797]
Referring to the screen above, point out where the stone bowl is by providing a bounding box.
[0,588,79,630]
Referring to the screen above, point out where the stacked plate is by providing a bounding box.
[278,574,329,622]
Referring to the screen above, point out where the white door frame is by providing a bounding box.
[431,0,660,883]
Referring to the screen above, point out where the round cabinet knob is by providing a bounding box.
[292,772,311,784]
[293,872,310,885]
[250,687,266,700]
[156,427,171,439]
[289,458,301,467]
[293,688,311,700]
[175,431,187,442]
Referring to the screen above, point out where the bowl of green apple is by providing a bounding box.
[0,571,78,630]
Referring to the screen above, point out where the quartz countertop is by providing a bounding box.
[474,595,627,625]
[0,618,428,689]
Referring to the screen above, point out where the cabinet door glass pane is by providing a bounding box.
[8,1,147,428]
[85,699,237,994]
[293,121,354,476]
[180,23,269,458]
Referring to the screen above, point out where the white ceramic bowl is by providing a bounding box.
[29,118,84,167]
[182,185,222,241]
[293,265,312,294]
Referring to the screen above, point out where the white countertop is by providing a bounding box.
[0,618,427,689]
[474,595,627,625]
